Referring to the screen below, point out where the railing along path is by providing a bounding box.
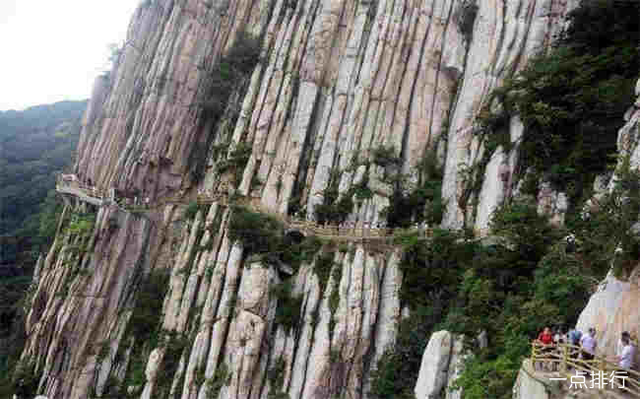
[531,342,640,396]
[56,175,492,240]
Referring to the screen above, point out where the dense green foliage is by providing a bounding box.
[372,146,402,168]
[478,0,639,203]
[202,32,262,122]
[126,270,171,350]
[0,283,33,397]
[228,206,285,256]
[271,279,303,332]
[229,206,323,271]
[384,154,445,228]
[573,157,640,278]
[0,100,86,239]
[372,198,601,399]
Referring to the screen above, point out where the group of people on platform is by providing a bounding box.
[535,326,637,372]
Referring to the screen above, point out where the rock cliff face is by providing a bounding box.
[572,77,640,366]
[19,1,587,399]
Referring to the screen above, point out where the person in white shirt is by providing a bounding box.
[617,331,636,370]
[580,327,597,361]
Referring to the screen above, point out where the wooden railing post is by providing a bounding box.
[561,344,568,373]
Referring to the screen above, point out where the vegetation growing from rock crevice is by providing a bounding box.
[154,332,191,397]
[372,145,402,168]
[125,269,171,348]
[271,279,303,332]
[229,206,323,272]
[206,362,231,399]
[216,142,252,186]
[327,264,342,339]
[117,269,171,395]
[383,152,445,228]
[314,169,358,225]
[190,31,262,183]
[573,156,640,279]
[267,356,287,398]
[313,249,336,295]
[474,0,639,210]
[229,206,284,256]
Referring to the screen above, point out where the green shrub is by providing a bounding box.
[489,200,564,271]
[126,269,170,349]
[372,146,402,168]
[268,356,287,396]
[272,280,303,332]
[202,32,261,123]
[398,228,472,308]
[66,212,96,236]
[453,355,520,399]
[272,234,323,275]
[571,157,640,278]
[328,265,342,337]
[228,207,284,255]
[154,333,190,397]
[185,201,200,220]
[383,151,445,228]
[217,142,252,185]
[314,170,355,225]
[313,250,335,294]
[370,306,445,399]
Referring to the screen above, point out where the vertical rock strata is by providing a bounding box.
[21,1,582,398]
[75,0,572,230]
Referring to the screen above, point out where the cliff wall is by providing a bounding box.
[18,1,586,398]
[75,0,576,230]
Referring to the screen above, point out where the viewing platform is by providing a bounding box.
[530,342,640,397]
[56,174,105,207]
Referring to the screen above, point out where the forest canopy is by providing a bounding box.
[0,100,86,264]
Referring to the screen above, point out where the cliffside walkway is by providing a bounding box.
[56,175,105,207]
[55,174,490,240]
[531,342,640,397]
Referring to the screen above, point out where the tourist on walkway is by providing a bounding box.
[537,327,554,345]
[580,327,597,362]
[536,327,554,371]
[567,328,582,366]
[616,331,636,370]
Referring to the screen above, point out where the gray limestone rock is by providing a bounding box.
[414,330,453,399]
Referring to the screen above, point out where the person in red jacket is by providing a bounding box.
[538,327,554,345]
[535,327,555,371]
